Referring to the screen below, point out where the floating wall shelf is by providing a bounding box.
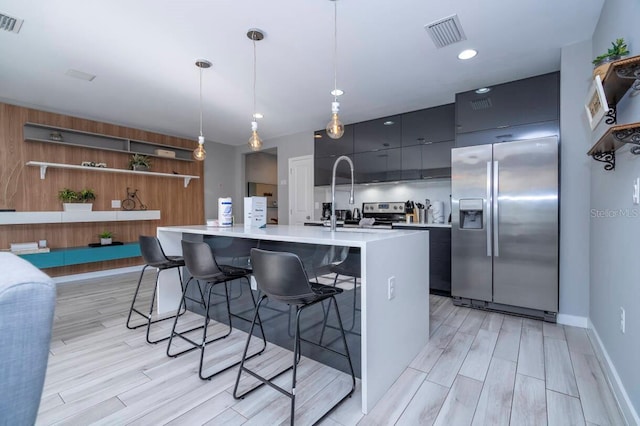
[0,210,160,225]
[587,122,640,170]
[598,55,640,125]
[24,122,195,162]
[26,161,199,188]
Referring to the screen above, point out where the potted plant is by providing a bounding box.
[128,154,151,172]
[58,188,94,212]
[99,231,113,245]
[78,188,96,203]
[593,38,630,79]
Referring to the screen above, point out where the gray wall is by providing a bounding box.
[590,0,640,415]
[233,130,314,225]
[559,40,593,320]
[245,151,277,184]
[203,141,237,220]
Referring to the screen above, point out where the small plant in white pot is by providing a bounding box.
[58,188,95,212]
[128,154,151,171]
[99,231,113,245]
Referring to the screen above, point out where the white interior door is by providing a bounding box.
[288,155,314,225]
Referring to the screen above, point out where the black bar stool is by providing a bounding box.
[126,235,188,344]
[233,248,356,425]
[166,240,267,380]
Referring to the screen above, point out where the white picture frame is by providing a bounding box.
[584,74,609,130]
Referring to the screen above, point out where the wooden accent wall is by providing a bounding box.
[0,102,205,276]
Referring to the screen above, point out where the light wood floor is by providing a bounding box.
[37,271,625,425]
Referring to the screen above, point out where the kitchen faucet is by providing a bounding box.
[330,155,355,231]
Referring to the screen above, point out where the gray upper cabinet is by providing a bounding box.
[401,140,453,180]
[314,154,355,186]
[455,72,559,135]
[401,104,455,147]
[313,124,354,158]
[354,148,402,183]
[354,115,402,153]
[455,120,559,148]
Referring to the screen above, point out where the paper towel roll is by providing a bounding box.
[218,197,233,227]
[431,201,444,224]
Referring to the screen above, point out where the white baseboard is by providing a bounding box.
[557,313,588,328]
[588,319,640,426]
[53,265,144,284]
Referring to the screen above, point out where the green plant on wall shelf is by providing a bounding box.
[98,231,113,239]
[128,154,151,171]
[58,188,79,203]
[78,188,96,203]
[58,188,95,203]
[593,38,630,65]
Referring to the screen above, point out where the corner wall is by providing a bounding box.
[590,0,640,419]
[559,40,593,324]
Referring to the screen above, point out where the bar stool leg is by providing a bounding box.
[126,265,150,329]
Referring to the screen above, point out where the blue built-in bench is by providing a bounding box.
[17,243,141,269]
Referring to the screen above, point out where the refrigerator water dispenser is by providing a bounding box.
[459,199,483,229]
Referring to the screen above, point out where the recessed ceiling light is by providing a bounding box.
[314,134,322,139]
[475,87,491,94]
[383,121,395,126]
[253,113,263,119]
[330,89,344,96]
[458,49,477,60]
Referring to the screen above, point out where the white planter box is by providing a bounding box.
[63,203,93,212]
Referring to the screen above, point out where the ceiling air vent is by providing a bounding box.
[424,14,466,48]
[470,98,492,110]
[0,13,23,34]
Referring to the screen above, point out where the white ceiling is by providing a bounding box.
[0,0,604,147]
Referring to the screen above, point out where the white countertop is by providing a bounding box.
[393,222,451,228]
[158,224,423,247]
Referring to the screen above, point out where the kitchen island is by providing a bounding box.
[156,224,429,414]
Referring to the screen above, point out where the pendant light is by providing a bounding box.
[193,59,211,161]
[326,0,344,139]
[247,29,264,151]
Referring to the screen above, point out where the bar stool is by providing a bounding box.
[126,235,188,344]
[166,240,267,380]
[233,248,356,425]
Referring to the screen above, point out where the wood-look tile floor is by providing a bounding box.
[37,272,625,425]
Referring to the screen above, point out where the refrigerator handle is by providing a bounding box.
[486,161,492,257]
[493,160,499,257]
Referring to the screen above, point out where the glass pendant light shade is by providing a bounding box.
[326,101,344,139]
[193,135,206,160]
[248,121,262,151]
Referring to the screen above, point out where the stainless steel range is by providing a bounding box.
[360,202,407,226]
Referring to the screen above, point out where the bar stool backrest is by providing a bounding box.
[250,248,317,304]
[139,236,171,267]
[181,240,222,280]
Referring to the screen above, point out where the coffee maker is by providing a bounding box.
[321,202,332,220]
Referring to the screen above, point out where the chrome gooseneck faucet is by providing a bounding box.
[330,155,355,231]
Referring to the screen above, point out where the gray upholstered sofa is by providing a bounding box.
[0,253,56,425]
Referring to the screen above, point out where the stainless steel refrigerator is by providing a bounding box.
[451,137,559,321]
